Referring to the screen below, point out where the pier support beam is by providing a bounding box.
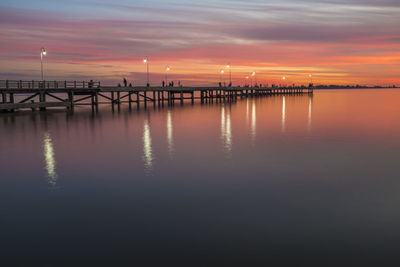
[9,93,14,112]
[136,92,140,108]
[180,91,184,105]
[68,91,74,110]
[39,92,46,110]
[91,94,95,111]
[0,81,312,113]
[169,92,173,105]
[95,93,99,111]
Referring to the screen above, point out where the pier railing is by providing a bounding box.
[1,80,313,112]
[0,80,101,89]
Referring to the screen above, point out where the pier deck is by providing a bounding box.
[0,80,313,112]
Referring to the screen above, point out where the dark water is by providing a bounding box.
[1,89,400,266]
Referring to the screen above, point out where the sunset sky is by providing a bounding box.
[1,0,399,86]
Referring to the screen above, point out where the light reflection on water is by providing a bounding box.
[308,95,313,132]
[251,99,256,143]
[43,131,58,187]
[281,96,286,133]
[220,105,232,156]
[2,89,400,265]
[167,110,174,157]
[142,116,153,173]
[246,98,249,125]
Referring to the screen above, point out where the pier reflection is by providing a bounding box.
[143,117,153,173]
[221,105,232,156]
[167,110,174,157]
[281,96,286,133]
[43,132,58,187]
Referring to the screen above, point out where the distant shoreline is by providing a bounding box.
[314,87,398,90]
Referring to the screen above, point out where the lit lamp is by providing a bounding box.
[143,57,149,87]
[251,72,256,87]
[165,66,171,86]
[220,69,225,86]
[40,48,47,81]
[226,64,231,86]
[282,76,286,88]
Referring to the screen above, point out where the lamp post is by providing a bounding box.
[220,69,224,86]
[309,74,313,87]
[165,66,170,86]
[282,76,286,88]
[251,72,256,87]
[40,48,47,80]
[226,64,231,86]
[143,57,149,87]
[245,76,249,87]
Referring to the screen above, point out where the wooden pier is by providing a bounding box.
[0,80,313,112]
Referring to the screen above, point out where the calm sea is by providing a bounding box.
[1,89,400,266]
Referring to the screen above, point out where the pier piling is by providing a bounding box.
[0,80,313,112]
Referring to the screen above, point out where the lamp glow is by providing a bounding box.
[250,72,256,87]
[219,69,225,86]
[226,64,232,86]
[40,47,47,80]
[165,66,170,86]
[143,57,149,86]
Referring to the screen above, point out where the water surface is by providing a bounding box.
[1,89,400,266]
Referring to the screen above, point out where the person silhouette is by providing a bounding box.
[123,78,127,87]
